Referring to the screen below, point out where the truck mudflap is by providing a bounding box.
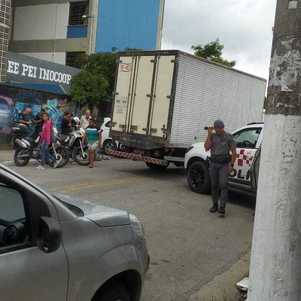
[107,149,169,166]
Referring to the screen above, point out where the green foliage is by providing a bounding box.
[192,40,236,68]
[70,53,117,107]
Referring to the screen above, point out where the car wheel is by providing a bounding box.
[187,160,211,194]
[103,139,116,155]
[95,282,131,301]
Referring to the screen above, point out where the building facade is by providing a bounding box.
[9,0,165,67]
[0,51,80,144]
[96,0,165,52]
[0,0,10,82]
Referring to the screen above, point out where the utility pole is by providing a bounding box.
[0,0,11,82]
[248,0,301,300]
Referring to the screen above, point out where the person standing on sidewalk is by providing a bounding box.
[37,112,54,170]
[204,120,236,217]
[86,119,102,168]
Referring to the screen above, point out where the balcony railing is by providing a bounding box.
[67,25,88,39]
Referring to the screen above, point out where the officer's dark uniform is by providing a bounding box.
[209,132,236,211]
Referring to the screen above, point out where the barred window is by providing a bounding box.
[69,1,89,26]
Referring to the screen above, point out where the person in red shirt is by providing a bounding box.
[38,112,54,169]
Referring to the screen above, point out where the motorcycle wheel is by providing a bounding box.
[72,145,90,166]
[49,146,69,168]
[14,149,31,167]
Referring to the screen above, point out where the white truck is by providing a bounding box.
[109,50,266,169]
[185,123,263,195]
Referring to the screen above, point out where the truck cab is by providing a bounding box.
[184,123,264,196]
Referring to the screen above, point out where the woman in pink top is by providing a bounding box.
[39,112,53,168]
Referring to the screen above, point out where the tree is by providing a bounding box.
[70,53,117,109]
[192,40,236,67]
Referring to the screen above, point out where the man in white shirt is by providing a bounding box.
[80,110,92,129]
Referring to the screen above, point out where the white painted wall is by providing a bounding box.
[20,52,66,65]
[13,3,69,41]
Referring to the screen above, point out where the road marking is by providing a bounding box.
[49,175,144,193]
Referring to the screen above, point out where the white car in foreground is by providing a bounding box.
[185,123,263,195]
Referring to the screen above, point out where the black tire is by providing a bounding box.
[146,162,169,170]
[94,282,130,301]
[187,160,211,194]
[50,147,69,168]
[14,149,31,167]
[103,139,116,155]
[72,145,89,166]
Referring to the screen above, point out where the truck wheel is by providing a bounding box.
[187,160,211,194]
[146,162,169,170]
[94,282,130,301]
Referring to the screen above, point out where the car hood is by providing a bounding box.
[54,193,131,227]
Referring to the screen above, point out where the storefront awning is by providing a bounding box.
[6,52,80,96]
[6,82,69,96]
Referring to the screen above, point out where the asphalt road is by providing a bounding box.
[5,158,255,301]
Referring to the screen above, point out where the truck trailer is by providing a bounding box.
[109,50,266,169]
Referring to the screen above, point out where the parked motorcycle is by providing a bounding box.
[11,122,34,148]
[14,128,69,168]
[59,127,90,166]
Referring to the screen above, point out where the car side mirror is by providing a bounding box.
[38,217,61,253]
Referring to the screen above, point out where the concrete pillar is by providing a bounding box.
[88,0,98,54]
[0,0,11,82]
[248,0,301,300]
[156,0,165,50]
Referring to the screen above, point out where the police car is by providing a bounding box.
[184,123,263,195]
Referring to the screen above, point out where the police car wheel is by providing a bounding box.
[187,160,211,194]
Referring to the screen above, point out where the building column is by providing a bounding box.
[88,0,99,54]
[0,0,10,82]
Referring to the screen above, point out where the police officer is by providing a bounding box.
[204,120,237,217]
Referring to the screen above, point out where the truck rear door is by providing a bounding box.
[112,56,135,133]
[149,55,175,138]
[129,56,156,135]
[112,53,176,138]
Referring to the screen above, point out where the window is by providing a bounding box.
[69,1,89,26]
[66,52,87,68]
[0,184,30,248]
[233,128,262,149]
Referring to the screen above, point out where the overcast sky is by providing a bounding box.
[162,0,277,79]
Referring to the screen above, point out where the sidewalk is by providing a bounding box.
[0,149,13,163]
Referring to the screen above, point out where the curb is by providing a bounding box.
[189,250,250,301]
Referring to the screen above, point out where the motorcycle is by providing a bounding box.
[14,128,69,168]
[11,122,35,149]
[59,127,90,166]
